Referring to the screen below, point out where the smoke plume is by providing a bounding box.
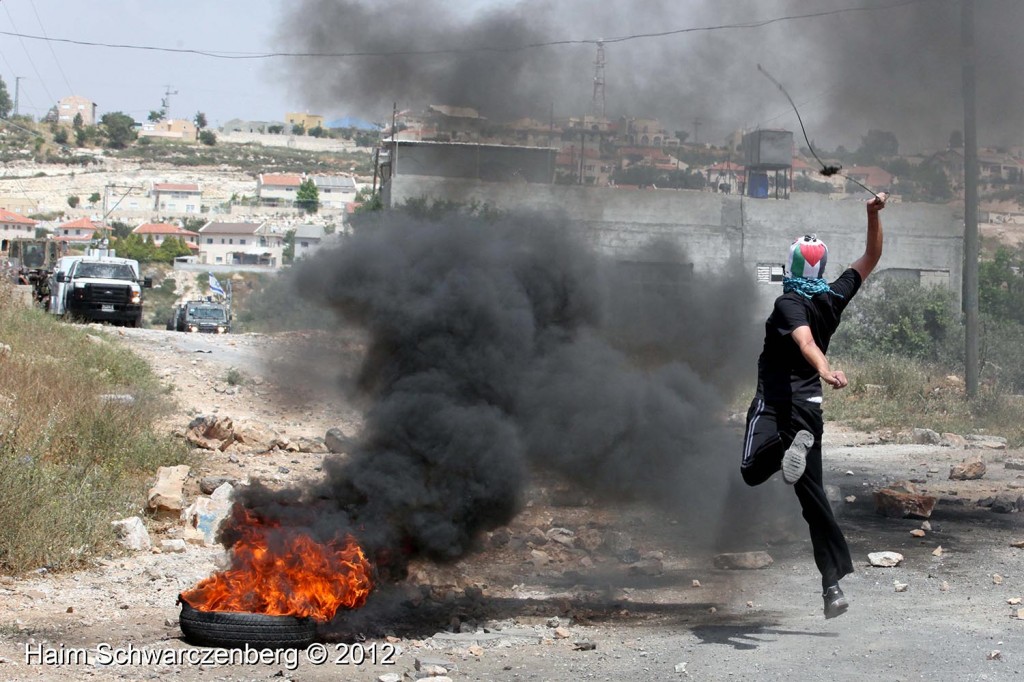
[230,211,759,584]
[277,0,1024,152]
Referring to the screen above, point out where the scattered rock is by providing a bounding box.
[949,456,986,481]
[993,574,1004,585]
[713,551,773,570]
[932,546,944,557]
[1008,598,1022,606]
[940,581,950,592]
[868,551,904,567]
[159,539,187,553]
[1010,540,1024,549]
[874,482,937,519]
[629,558,664,576]
[378,674,402,682]
[325,427,355,454]
[181,482,234,545]
[921,521,932,531]
[198,475,237,495]
[1005,458,1024,471]
[147,465,191,515]
[692,580,702,588]
[186,415,237,451]
[674,662,688,674]
[987,650,1001,661]
[990,495,1018,514]
[553,627,570,639]
[708,607,717,614]
[111,517,151,552]
[527,527,548,546]
[910,529,926,537]
[894,581,908,592]
[1018,609,1024,621]
[546,527,576,548]
[940,433,968,448]
[844,495,857,503]
[911,428,941,445]
[530,549,550,567]
[573,641,596,651]
[603,531,632,554]
[965,434,1007,450]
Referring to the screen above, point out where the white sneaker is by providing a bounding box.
[782,430,814,484]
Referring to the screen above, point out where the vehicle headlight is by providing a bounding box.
[130,292,142,304]
[189,325,199,333]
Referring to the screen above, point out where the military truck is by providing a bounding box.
[167,298,231,334]
[50,249,152,327]
[1,238,65,308]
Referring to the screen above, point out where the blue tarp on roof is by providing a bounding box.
[326,116,381,130]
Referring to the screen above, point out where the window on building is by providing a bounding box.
[228,238,233,244]
[756,263,786,283]
[239,239,246,245]
[206,238,213,244]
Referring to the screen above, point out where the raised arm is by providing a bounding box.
[850,192,887,282]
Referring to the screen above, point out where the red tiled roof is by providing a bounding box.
[0,208,37,225]
[260,174,302,187]
[153,183,200,192]
[59,217,99,230]
[133,223,200,237]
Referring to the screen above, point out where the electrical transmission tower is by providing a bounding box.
[161,85,178,120]
[591,41,606,119]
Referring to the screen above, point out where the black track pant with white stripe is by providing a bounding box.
[741,396,853,589]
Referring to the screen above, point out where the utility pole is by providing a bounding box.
[161,85,178,120]
[13,77,23,117]
[962,0,979,397]
[693,117,702,145]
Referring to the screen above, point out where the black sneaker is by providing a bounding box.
[782,430,814,484]
[823,585,849,619]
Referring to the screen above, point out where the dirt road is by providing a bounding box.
[1,325,1022,681]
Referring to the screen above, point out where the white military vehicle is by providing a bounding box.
[49,249,152,327]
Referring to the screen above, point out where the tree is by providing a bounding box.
[54,128,69,145]
[194,111,208,131]
[282,229,296,263]
[856,130,899,164]
[291,123,305,136]
[148,110,164,123]
[100,112,137,149]
[295,178,319,213]
[0,76,11,118]
[109,220,133,239]
[268,124,284,134]
[198,129,216,146]
[73,113,83,130]
[308,125,325,138]
[88,192,101,206]
[67,195,80,208]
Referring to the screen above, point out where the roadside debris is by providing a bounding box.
[873,482,936,519]
[146,465,190,516]
[111,517,151,552]
[894,580,908,592]
[868,551,904,567]
[713,551,773,570]
[949,455,986,480]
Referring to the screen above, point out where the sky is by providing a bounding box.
[2,0,1023,154]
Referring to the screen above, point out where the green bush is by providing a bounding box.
[832,277,962,365]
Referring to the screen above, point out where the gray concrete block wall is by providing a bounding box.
[390,176,963,311]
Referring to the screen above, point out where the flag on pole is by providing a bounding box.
[208,273,225,297]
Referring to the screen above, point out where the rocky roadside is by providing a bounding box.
[1,326,1023,681]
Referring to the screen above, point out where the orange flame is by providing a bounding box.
[180,509,373,622]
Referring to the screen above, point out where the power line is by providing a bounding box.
[0,0,931,60]
[30,2,75,96]
[1,3,55,105]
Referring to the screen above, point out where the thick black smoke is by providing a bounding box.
[278,0,1024,152]
[230,212,758,581]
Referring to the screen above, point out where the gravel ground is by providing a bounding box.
[1,326,1022,682]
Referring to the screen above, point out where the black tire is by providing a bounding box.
[178,596,318,649]
[165,317,175,331]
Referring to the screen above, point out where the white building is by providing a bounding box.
[197,221,284,267]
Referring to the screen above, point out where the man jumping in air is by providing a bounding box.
[741,193,887,618]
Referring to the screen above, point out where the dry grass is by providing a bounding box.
[825,353,1024,445]
[0,284,189,573]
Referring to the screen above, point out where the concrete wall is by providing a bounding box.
[217,131,361,153]
[390,176,963,310]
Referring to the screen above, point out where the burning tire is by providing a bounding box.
[178,596,317,649]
